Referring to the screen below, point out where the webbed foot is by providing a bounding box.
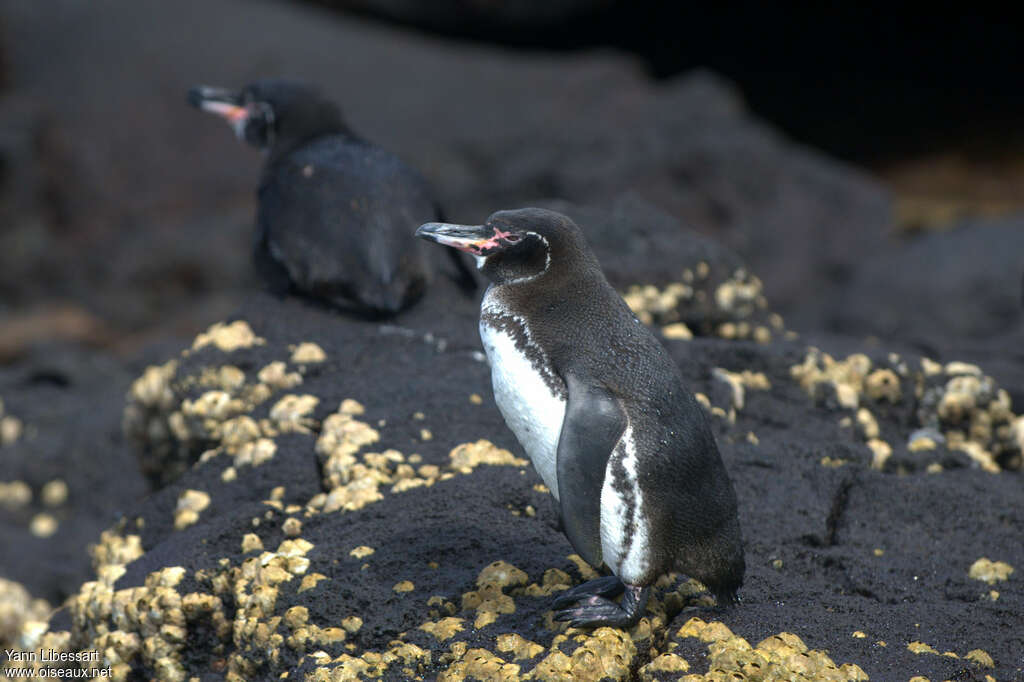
[550,575,624,610]
[552,581,649,629]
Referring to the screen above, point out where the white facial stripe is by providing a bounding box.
[503,232,550,285]
[535,233,551,276]
[474,254,487,269]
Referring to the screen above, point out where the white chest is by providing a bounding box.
[479,312,566,498]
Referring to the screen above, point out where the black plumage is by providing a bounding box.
[417,208,744,628]
[188,79,473,316]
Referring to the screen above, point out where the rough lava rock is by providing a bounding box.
[5,208,1022,680]
[832,218,1024,341]
[0,345,149,607]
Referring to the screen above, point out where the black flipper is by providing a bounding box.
[556,374,627,569]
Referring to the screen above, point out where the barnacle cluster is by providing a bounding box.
[664,618,868,681]
[0,397,24,447]
[123,320,327,484]
[968,558,1014,585]
[623,263,785,343]
[0,578,51,649]
[791,349,1022,472]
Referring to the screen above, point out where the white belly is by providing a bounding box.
[479,316,566,499]
[478,296,649,580]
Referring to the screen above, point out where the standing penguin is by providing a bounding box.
[417,208,744,628]
[187,79,474,316]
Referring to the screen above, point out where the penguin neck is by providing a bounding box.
[484,260,606,322]
[265,125,362,166]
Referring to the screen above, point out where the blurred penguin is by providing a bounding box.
[188,79,474,316]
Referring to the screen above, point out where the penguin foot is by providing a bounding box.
[552,583,650,629]
[550,576,624,610]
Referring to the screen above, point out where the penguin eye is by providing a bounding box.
[504,234,522,244]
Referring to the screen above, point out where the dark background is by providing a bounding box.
[1,0,1023,365]
[317,1,1024,162]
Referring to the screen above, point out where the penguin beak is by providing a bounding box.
[416,223,498,255]
[187,85,249,134]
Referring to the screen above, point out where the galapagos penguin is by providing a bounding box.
[416,208,745,628]
[187,79,474,316]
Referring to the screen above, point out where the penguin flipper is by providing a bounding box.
[556,375,627,570]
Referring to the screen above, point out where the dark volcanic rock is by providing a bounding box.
[833,218,1024,341]
[8,216,1021,679]
[0,345,148,605]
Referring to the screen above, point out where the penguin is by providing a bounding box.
[416,208,744,628]
[187,79,474,316]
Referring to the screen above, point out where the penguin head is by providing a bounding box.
[187,79,348,154]
[416,208,590,286]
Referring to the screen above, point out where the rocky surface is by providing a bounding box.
[4,200,1023,679]
[833,218,1024,341]
[1,0,1023,680]
[0,346,149,608]
[830,218,1024,403]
